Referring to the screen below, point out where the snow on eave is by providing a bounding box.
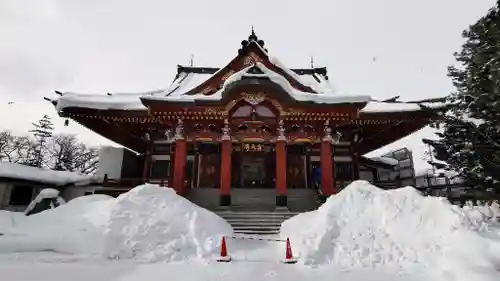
[360,100,446,114]
[53,91,148,112]
[254,62,370,104]
[415,168,459,178]
[221,64,255,89]
[368,156,399,166]
[164,71,215,97]
[269,56,315,90]
[0,162,100,187]
[269,56,338,94]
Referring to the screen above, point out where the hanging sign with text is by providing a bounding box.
[242,143,264,152]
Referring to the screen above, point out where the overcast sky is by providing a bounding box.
[0,0,497,172]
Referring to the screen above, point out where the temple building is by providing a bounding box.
[47,30,443,212]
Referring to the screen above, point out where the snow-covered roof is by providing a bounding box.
[360,100,446,114]
[54,92,151,112]
[50,32,445,115]
[269,56,335,93]
[368,156,399,166]
[53,62,371,112]
[142,62,371,104]
[0,162,100,187]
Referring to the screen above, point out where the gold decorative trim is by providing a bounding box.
[292,138,314,143]
[195,137,214,141]
[241,92,266,105]
[242,52,264,67]
[204,107,225,115]
[240,137,265,143]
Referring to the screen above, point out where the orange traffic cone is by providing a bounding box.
[217,236,231,262]
[282,238,297,264]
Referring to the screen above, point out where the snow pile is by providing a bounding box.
[103,185,232,262]
[281,180,500,278]
[0,211,25,234]
[462,201,500,224]
[0,184,232,262]
[0,193,115,256]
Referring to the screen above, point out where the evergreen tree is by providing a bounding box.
[28,115,54,168]
[425,2,500,195]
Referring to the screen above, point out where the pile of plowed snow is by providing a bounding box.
[281,180,500,278]
[0,184,232,262]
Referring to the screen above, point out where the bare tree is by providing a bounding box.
[0,131,33,163]
[0,131,15,162]
[49,134,99,174]
[15,136,40,167]
[1,120,99,176]
[74,143,99,175]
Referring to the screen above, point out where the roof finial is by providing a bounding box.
[189,54,194,67]
[310,56,315,68]
[249,26,258,41]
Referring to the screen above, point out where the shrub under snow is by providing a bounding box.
[24,188,66,216]
[0,184,232,262]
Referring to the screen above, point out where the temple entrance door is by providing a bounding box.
[240,155,266,187]
[231,148,276,210]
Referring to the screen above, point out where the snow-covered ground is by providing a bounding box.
[0,184,232,262]
[0,182,499,281]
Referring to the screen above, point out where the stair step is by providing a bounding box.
[213,207,301,235]
[219,216,294,221]
[224,219,286,224]
[216,212,299,216]
[233,225,280,230]
[223,219,292,223]
[234,229,280,235]
[230,221,282,224]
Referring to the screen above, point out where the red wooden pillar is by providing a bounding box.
[320,140,335,197]
[142,150,152,182]
[219,139,232,206]
[275,140,287,207]
[172,139,187,195]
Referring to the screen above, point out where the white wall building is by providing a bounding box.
[0,162,102,212]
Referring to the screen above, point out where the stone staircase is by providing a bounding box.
[215,208,299,235]
[186,187,319,235]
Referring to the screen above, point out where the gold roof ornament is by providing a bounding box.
[241,92,266,105]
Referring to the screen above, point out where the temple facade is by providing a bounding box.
[48,31,443,211]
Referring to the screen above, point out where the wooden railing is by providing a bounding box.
[375,178,500,205]
[102,175,170,189]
